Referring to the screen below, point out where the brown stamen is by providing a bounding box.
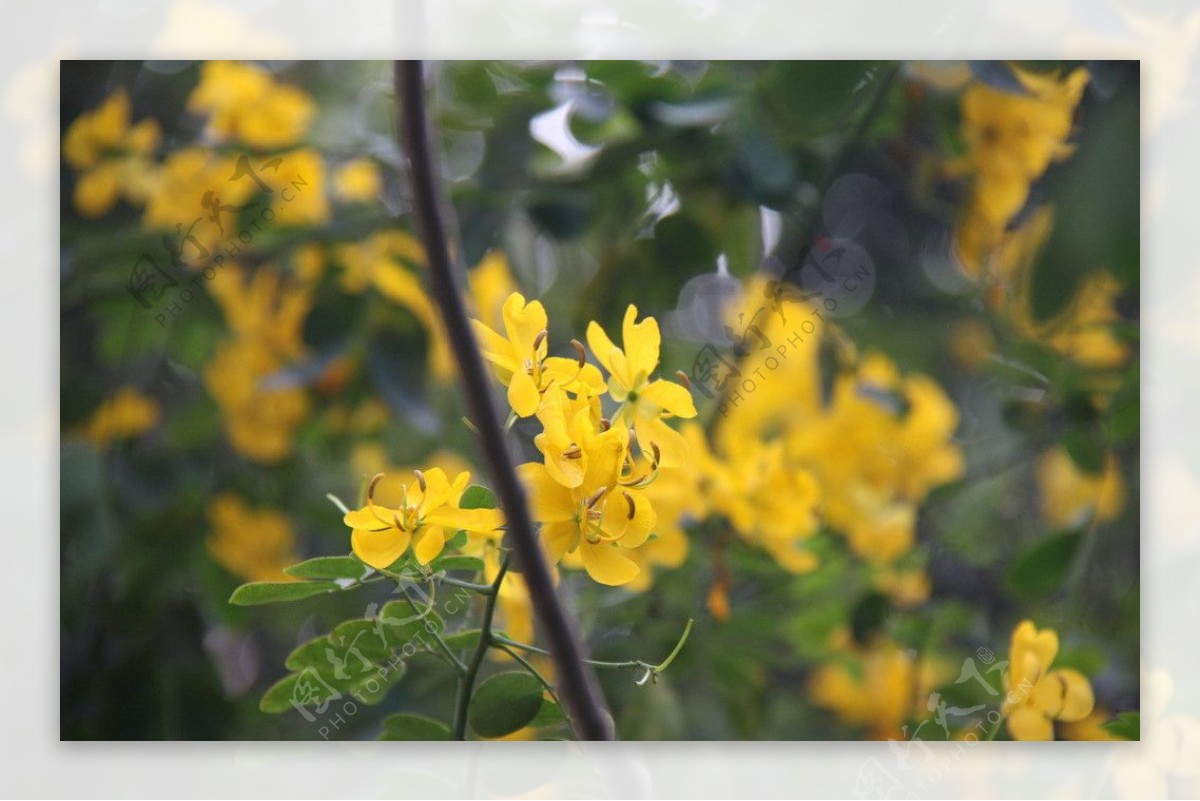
[622,491,636,520]
[675,370,692,391]
[570,339,587,368]
[413,469,426,493]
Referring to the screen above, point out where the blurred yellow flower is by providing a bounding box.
[333,158,382,202]
[809,631,947,740]
[474,293,606,417]
[82,386,160,445]
[269,148,330,227]
[1059,709,1125,741]
[954,65,1089,275]
[206,265,312,360]
[586,304,697,466]
[343,469,504,569]
[1036,446,1125,529]
[206,493,299,582]
[468,251,519,332]
[204,339,310,463]
[1002,620,1094,740]
[63,89,161,217]
[142,147,256,257]
[187,60,315,149]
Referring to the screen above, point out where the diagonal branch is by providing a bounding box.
[394,60,614,741]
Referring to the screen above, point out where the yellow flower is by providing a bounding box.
[519,411,656,586]
[1002,620,1095,740]
[468,251,518,332]
[953,65,1089,275]
[348,443,472,510]
[142,147,257,257]
[1036,446,1125,528]
[586,304,697,466]
[63,89,160,217]
[809,631,948,740]
[269,148,330,227]
[343,469,504,569]
[473,293,606,417]
[206,493,299,583]
[204,339,309,463]
[206,265,313,360]
[1059,709,1126,741]
[187,61,315,149]
[333,158,382,202]
[82,386,160,445]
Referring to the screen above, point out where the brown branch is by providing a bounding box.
[394,60,614,741]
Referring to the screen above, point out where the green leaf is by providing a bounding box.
[284,556,371,581]
[351,660,406,705]
[260,673,303,714]
[378,601,444,647]
[1006,531,1083,597]
[229,581,340,606]
[1101,711,1140,741]
[468,671,545,738]
[850,592,891,645]
[1063,427,1106,476]
[380,713,450,741]
[259,671,341,715]
[442,529,468,552]
[529,699,566,728]
[459,484,497,509]
[443,628,483,650]
[433,555,485,573]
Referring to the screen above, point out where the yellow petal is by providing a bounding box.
[501,293,548,356]
[541,520,578,563]
[508,369,541,417]
[426,507,504,533]
[343,507,393,531]
[417,467,456,513]
[471,318,518,374]
[517,463,577,523]
[1035,669,1095,723]
[351,526,412,570]
[639,378,697,418]
[599,488,656,548]
[586,320,631,395]
[580,540,640,586]
[633,415,688,469]
[413,525,446,565]
[1007,705,1054,741]
[621,304,661,384]
[75,164,122,218]
[541,358,607,397]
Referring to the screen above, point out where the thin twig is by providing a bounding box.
[451,553,509,739]
[395,60,613,741]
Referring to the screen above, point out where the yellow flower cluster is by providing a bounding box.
[187,61,315,150]
[81,386,161,445]
[206,493,300,582]
[203,266,313,463]
[691,278,963,603]
[1002,620,1094,740]
[64,65,334,258]
[953,65,1089,278]
[63,90,160,217]
[809,629,948,739]
[473,295,697,586]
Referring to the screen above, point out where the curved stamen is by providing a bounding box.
[365,473,393,526]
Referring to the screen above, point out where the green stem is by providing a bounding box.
[399,586,466,675]
[436,575,495,594]
[492,618,695,680]
[494,642,565,711]
[451,553,510,740]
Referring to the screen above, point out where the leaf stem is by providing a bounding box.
[399,586,466,675]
